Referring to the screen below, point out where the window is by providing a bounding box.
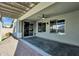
[50,19,65,33]
[50,20,57,33]
[57,20,65,33]
[38,22,46,32]
[2,17,14,28]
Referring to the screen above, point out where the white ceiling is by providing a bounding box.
[27,2,79,21]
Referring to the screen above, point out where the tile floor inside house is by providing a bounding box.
[23,36,79,56]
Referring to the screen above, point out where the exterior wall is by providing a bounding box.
[0,22,3,41]
[31,21,37,36]
[36,10,79,46]
[13,20,21,38]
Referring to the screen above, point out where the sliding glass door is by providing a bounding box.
[24,22,33,37]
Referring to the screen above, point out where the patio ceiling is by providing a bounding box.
[0,2,38,18]
[18,2,55,20]
[27,2,79,21]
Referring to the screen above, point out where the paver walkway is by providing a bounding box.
[0,36,18,56]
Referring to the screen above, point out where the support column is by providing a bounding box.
[18,20,23,38]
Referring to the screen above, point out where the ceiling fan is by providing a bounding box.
[41,14,48,19]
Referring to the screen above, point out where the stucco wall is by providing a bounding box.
[36,10,79,46]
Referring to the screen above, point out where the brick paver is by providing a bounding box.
[0,36,18,56]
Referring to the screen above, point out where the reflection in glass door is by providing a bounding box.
[24,22,33,37]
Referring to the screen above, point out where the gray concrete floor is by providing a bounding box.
[23,37,79,56]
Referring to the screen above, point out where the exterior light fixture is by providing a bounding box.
[42,18,45,20]
[42,14,45,20]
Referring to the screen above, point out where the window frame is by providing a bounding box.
[50,19,65,34]
[38,22,46,32]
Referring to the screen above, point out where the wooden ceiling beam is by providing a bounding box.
[14,2,30,11]
[16,2,31,9]
[5,2,27,12]
[0,3,25,13]
[0,2,39,18]
[0,5,22,14]
[0,10,19,18]
[0,9,20,15]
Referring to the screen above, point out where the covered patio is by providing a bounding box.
[0,2,79,56]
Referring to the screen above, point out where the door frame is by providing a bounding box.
[23,21,34,38]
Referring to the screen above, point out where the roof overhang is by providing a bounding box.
[18,2,55,20]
